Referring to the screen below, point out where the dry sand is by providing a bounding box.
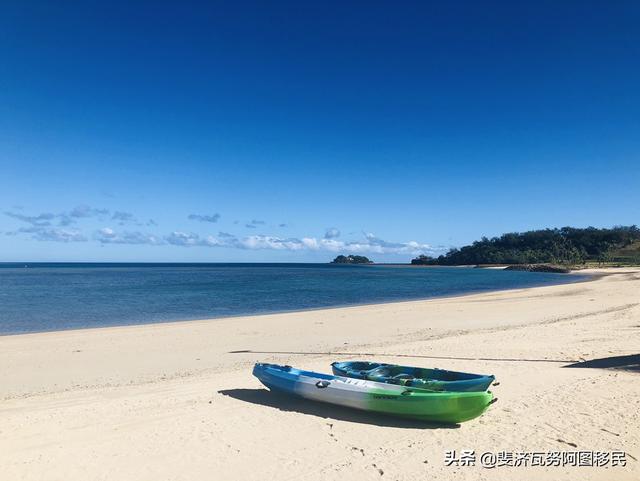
[1,268,639,480]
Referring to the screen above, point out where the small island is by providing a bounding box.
[330,255,373,264]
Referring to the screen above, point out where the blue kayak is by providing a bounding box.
[253,363,494,423]
[331,361,495,392]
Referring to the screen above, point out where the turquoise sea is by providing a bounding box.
[0,263,588,335]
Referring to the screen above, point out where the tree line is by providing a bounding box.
[412,226,640,266]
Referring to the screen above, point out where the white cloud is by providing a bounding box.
[188,213,220,223]
[16,226,87,242]
[111,211,136,224]
[5,206,110,228]
[245,219,265,228]
[4,211,55,226]
[95,228,161,245]
[324,227,340,239]
[239,235,309,251]
[164,231,202,246]
[70,205,109,219]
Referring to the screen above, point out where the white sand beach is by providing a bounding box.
[1,268,638,480]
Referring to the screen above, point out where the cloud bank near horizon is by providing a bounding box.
[3,207,441,256]
[162,231,437,255]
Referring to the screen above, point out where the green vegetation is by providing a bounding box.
[504,264,571,273]
[331,255,372,264]
[412,226,640,267]
[606,239,640,265]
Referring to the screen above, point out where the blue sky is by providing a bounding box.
[1,1,639,262]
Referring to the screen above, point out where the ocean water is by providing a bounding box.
[0,263,588,335]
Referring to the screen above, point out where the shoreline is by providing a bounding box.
[1,267,638,480]
[0,268,594,338]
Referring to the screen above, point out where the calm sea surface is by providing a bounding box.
[0,263,588,335]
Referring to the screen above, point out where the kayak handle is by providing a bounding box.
[315,380,330,389]
[489,397,498,405]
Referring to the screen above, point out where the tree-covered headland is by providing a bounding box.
[412,226,640,266]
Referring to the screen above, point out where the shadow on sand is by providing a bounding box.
[564,354,640,373]
[228,349,577,363]
[218,388,460,429]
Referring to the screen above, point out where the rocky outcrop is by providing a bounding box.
[504,264,570,273]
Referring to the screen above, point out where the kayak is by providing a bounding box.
[331,361,495,392]
[253,363,494,424]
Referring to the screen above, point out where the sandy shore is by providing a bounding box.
[1,268,638,480]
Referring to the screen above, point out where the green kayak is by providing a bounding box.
[254,363,496,424]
